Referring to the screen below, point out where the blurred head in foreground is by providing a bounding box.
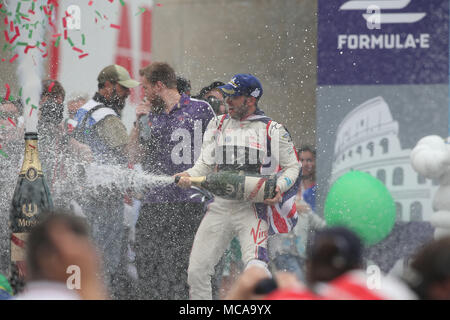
[306,226,363,285]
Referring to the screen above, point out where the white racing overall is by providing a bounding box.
[186,112,301,299]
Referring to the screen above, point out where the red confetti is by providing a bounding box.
[109,0,113,2]
[79,53,89,59]
[4,84,10,100]
[42,51,49,58]
[21,16,31,22]
[156,3,162,6]
[88,0,93,6]
[48,0,59,7]
[110,24,120,29]
[72,47,83,53]
[10,21,13,32]
[48,81,55,92]
[8,118,16,127]
[9,54,19,63]
[4,30,9,42]
[62,17,67,28]
[28,10,35,15]
[4,17,8,25]
[64,29,68,39]
[24,45,36,54]
[9,27,20,44]
[52,33,62,38]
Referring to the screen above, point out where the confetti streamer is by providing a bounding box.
[4,84,10,100]
[9,53,18,63]
[0,149,8,158]
[48,81,55,92]
[136,8,146,16]
[24,45,36,53]
[8,117,16,127]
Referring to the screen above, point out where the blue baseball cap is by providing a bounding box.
[219,74,263,99]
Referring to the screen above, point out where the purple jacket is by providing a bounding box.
[142,94,215,203]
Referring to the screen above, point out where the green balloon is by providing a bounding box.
[324,171,396,246]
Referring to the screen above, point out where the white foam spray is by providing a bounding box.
[7,0,49,132]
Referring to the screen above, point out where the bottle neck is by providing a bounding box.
[189,176,206,187]
[20,136,42,174]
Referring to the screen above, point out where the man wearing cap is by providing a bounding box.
[176,73,301,299]
[72,64,139,299]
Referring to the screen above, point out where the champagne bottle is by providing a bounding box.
[9,132,54,294]
[175,171,277,202]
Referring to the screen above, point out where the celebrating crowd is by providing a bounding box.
[1,62,450,301]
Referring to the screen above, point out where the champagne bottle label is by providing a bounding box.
[10,233,28,262]
[244,176,276,202]
[9,132,53,293]
[191,171,276,202]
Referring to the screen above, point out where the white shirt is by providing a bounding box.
[13,281,81,300]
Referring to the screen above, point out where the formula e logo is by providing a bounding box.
[340,0,426,27]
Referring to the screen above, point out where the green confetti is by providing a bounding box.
[17,42,28,46]
[54,36,61,48]
[82,34,85,45]
[135,7,146,16]
[18,87,22,97]
[31,105,38,109]
[26,97,30,105]
[0,149,8,159]
[16,2,21,13]
[95,10,103,19]
[120,0,126,6]
[67,37,74,47]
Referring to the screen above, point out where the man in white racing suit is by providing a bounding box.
[176,74,301,300]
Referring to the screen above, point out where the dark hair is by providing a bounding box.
[139,62,177,89]
[195,81,225,100]
[176,76,191,95]
[298,145,316,157]
[307,227,363,283]
[26,211,89,279]
[41,79,65,102]
[407,237,450,299]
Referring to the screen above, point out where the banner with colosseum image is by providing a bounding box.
[316,0,449,273]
